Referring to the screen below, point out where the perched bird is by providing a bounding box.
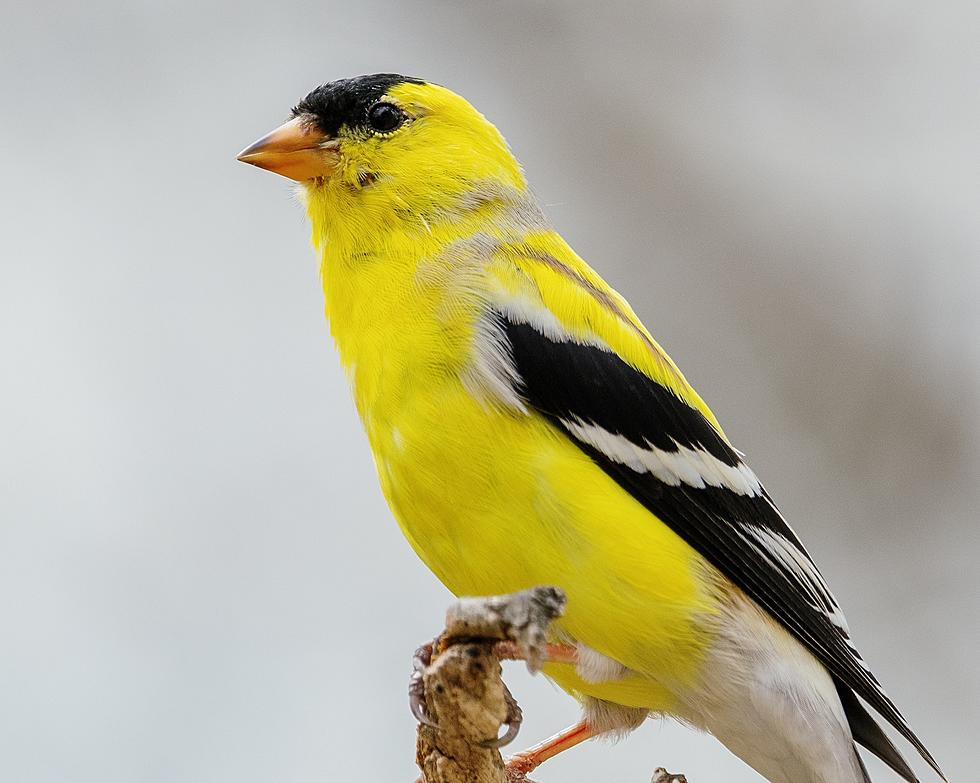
[238,74,944,783]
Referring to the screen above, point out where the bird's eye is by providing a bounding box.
[367,102,405,133]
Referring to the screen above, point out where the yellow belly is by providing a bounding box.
[369,375,719,704]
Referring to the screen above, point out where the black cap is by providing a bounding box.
[292,73,425,136]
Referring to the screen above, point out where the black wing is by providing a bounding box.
[499,312,942,780]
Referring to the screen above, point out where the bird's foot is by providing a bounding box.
[504,755,536,783]
[481,680,523,749]
[651,768,687,783]
[504,748,545,782]
[408,636,440,728]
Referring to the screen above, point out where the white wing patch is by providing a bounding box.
[562,416,762,497]
[463,312,528,411]
[463,292,609,411]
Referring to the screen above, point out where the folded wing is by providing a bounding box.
[494,309,942,781]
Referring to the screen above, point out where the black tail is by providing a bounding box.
[836,678,920,782]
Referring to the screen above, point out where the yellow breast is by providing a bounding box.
[383,373,713,692]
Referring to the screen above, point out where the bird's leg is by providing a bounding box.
[504,719,597,781]
[494,640,578,666]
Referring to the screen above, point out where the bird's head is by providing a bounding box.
[238,74,527,241]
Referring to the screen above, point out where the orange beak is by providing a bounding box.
[236,116,340,181]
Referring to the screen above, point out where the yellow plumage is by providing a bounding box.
[304,81,724,706]
[238,74,944,783]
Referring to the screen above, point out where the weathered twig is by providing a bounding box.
[414,638,511,783]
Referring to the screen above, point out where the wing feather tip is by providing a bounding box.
[836,678,945,782]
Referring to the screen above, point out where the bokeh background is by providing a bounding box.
[2,2,978,781]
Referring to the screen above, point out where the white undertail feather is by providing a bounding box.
[677,591,866,783]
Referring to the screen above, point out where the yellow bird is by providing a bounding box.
[238,74,944,783]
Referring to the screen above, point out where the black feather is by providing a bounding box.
[836,679,920,783]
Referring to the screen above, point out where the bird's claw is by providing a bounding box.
[651,768,687,783]
[480,681,523,748]
[409,637,439,728]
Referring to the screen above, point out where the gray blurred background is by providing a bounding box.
[1,1,977,781]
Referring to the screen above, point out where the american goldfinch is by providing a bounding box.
[238,74,944,783]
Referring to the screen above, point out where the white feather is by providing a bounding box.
[744,523,851,634]
[575,642,628,684]
[562,417,763,497]
[463,290,609,410]
[462,311,528,411]
[675,592,865,783]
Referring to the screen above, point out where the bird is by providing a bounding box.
[237,73,945,783]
